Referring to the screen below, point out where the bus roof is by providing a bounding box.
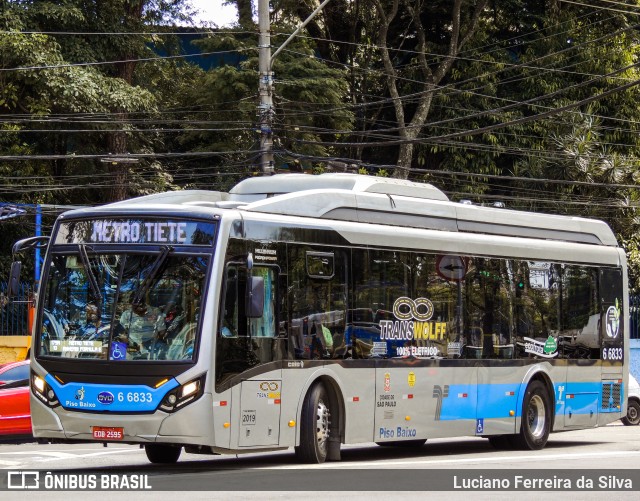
[67,173,619,247]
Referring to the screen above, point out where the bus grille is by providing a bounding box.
[602,382,621,410]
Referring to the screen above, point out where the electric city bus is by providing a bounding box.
[11,173,628,464]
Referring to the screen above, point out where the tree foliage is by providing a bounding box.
[3,0,640,286]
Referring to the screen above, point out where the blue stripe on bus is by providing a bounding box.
[439,382,624,420]
[45,374,179,413]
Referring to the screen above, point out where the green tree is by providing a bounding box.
[187,16,353,176]
[0,0,200,278]
[0,1,198,205]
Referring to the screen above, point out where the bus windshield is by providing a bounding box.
[38,251,209,362]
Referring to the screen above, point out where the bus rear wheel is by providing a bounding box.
[295,382,331,463]
[622,400,640,426]
[511,380,551,450]
[145,444,182,464]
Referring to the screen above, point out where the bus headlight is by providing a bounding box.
[31,372,60,408]
[159,375,205,413]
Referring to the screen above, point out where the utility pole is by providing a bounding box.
[257,0,333,175]
[258,0,274,175]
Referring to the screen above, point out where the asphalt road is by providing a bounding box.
[1,422,639,500]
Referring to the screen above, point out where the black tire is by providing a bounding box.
[295,382,331,463]
[510,380,551,450]
[145,444,182,464]
[622,400,640,426]
[375,440,427,447]
[487,435,512,450]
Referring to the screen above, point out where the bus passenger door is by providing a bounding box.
[216,257,285,447]
[238,380,281,446]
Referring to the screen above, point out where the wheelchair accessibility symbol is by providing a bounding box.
[476,418,484,435]
[110,341,127,361]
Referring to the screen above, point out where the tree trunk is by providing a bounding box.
[107,114,129,202]
[105,0,144,201]
[234,0,253,27]
[372,0,488,179]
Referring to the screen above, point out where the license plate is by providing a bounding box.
[92,426,124,440]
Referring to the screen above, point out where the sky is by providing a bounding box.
[188,0,238,27]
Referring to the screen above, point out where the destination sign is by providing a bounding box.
[55,219,216,246]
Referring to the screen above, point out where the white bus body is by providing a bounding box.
[26,174,628,463]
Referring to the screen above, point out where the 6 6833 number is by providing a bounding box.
[602,347,623,361]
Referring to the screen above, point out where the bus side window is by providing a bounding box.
[221,266,242,338]
[248,266,277,338]
[220,264,277,338]
[288,247,347,359]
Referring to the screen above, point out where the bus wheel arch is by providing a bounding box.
[295,376,344,463]
[511,377,553,450]
[520,370,556,430]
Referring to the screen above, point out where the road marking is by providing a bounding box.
[36,448,141,462]
[0,460,21,466]
[263,450,640,469]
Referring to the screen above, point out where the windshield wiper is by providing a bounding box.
[78,244,102,303]
[132,245,173,305]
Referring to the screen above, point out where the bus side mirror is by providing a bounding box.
[245,275,264,318]
[7,261,22,298]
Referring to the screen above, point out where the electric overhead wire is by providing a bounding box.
[0,48,255,72]
[276,122,639,162]
[277,113,640,157]
[0,150,261,161]
[275,30,640,132]
[284,63,640,149]
[271,11,640,143]
[3,4,640,199]
[560,0,640,16]
[0,29,256,36]
[2,9,632,131]
[284,11,639,86]
[279,148,640,191]
[3,13,636,152]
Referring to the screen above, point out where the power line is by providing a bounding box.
[0,49,253,72]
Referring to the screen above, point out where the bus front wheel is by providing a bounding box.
[145,444,182,464]
[295,382,331,463]
[511,380,551,450]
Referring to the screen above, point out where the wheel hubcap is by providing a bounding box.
[528,394,546,438]
[316,399,331,453]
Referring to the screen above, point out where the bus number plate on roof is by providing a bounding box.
[92,426,124,440]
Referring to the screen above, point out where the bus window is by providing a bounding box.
[412,253,459,359]
[39,251,207,362]
[216,262,281,389]
[288,247,347,360]
[513,261,561,359]
[559,265,599,359]
[220,265,277,338]
[462,258,514,359]
[350,249,411,358]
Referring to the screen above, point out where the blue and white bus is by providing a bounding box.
[13,173,628,463]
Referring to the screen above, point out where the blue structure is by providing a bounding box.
[0,203,43,282]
